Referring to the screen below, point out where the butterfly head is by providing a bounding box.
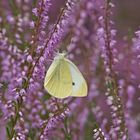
[54,52,67,60]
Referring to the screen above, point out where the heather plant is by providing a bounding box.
[0,0,140,140]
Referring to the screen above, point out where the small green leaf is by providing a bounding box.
[6,126,11,138]
[0,109,3,118]
[10,116,15,127]
[27,128,37,140]
[8,0,19,16]
[43,93,51,101]
[107,80,113,89]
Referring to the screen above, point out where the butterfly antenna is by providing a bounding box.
[47,57,54,62]
[48,59,53,62]
[54,50,60,56]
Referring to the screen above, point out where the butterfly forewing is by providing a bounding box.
[44,58,72,98]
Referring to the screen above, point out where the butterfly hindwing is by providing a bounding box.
[44,58,72,98]
[65,59,88,97]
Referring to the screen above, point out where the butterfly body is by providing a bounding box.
[44,53,87,98]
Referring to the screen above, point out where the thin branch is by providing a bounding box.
[104,0,113,74]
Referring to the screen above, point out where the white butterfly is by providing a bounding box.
[44,53,88,98]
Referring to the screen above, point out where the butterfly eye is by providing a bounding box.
[72,82,75,86]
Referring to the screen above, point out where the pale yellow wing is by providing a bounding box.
[44,58,72,98]
[65,59,88,97]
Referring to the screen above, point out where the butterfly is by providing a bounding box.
[44,53,88,98]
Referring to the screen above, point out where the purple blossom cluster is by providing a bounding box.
[0,0,140,140]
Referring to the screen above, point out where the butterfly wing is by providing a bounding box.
[44,58,72,98]
[65,59,88,97]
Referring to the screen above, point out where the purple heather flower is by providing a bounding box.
[40,108,70,139]
[0,0,140,139]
